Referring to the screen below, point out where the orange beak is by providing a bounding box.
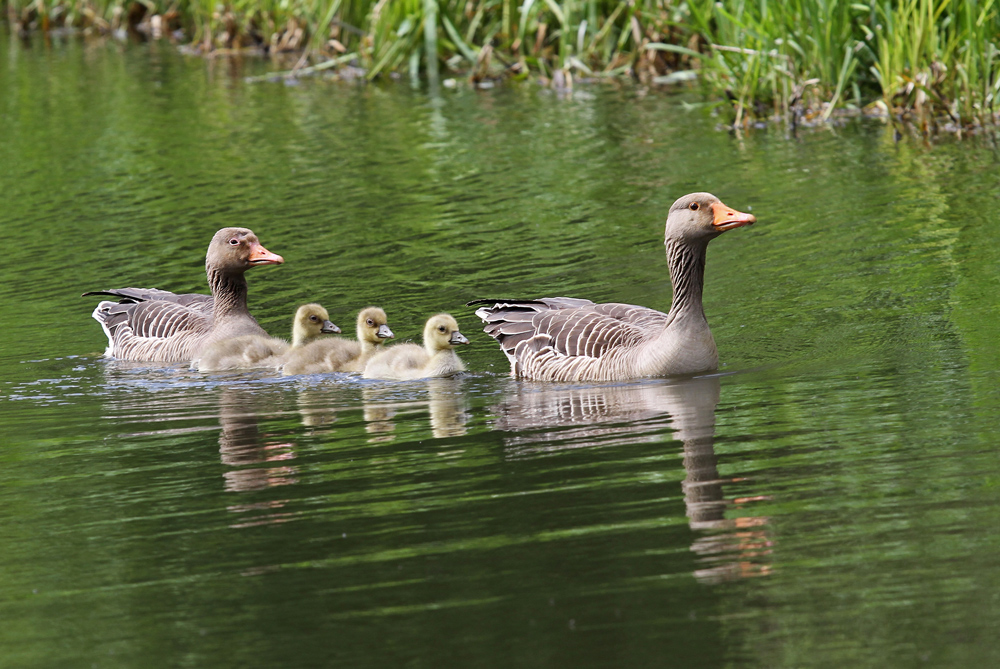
[711,201,756,231]
[248,242,284,265]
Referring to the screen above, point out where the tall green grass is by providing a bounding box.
[6,0,1000,130]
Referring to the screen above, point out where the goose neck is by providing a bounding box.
[665,237,709,321]
[208,267,250,320]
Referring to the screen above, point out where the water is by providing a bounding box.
[3,35,1000,667]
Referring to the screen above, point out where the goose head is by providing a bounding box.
[357,307,393,345]
[207,227,284,273]
[424,314,469,352]
[292,303,340,347]
[664,193,755,243]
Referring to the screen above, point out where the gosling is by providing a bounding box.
[282,306,394,375]
[193,303,340,371]
[363,313,469,380]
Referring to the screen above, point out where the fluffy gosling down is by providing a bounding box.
[363,314,469,380]
[193,303,340,371]
[282,306,394,376]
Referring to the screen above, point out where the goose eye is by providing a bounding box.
[438,326,446,333]
[366,319,374,326]
[229,237,240,246]
[309,315,318,322]
[689,202,700,211]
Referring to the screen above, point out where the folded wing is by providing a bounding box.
[470,298,670,380]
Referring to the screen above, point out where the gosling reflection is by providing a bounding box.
[358,377,470,441]
[295,389,339,428]
[491,375,770,582]
[97,365,300,527]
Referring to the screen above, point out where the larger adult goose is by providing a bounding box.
[86,227,284,362]
[469,192,755,382]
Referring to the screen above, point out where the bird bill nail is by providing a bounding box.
[710,202,756,230]
[248,244,285,265]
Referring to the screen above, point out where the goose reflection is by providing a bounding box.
[217,386,299,495]
[490,375,771,582]
[97,364,300,526]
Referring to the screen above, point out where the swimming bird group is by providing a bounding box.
[85,192,755,382]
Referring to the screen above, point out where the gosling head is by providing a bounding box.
[423,313,469,352]
[664,192,755,243]
[207,227,284,273]
[292,303,340,347]
[357,307,394,345]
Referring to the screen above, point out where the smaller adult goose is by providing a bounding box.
[282,306,394,375]
[86,227,283,362]
[193,303,341,371]
[469,192,756,382]
[363,314,470,380]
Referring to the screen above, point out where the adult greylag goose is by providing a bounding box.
[281,306,394,376]
[363,314,469,380]
[469,192,755,382]
[86,227,284,362]
[192,303,341,371]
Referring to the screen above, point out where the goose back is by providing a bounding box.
[82,287,214,316]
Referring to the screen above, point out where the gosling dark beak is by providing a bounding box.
[248,242,284,265]
[449,331,470,346]
[377,324,394,339]
[710,201,756,231]
[321,320,340,334]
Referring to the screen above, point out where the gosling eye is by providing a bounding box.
[309,315,318,322]
[366,319,374,327]
[438,326,446,333]
[689,202,700,211]
[229,237,240,246]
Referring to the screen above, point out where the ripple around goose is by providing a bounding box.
[470,192,756,382]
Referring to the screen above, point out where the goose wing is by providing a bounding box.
[93,299,212,361]
[471,298,669,370]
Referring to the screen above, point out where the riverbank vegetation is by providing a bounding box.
[6,0,1000,132]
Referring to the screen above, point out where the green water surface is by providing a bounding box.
[2,34,1000,668]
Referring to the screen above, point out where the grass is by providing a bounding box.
[6,0,1000,132]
